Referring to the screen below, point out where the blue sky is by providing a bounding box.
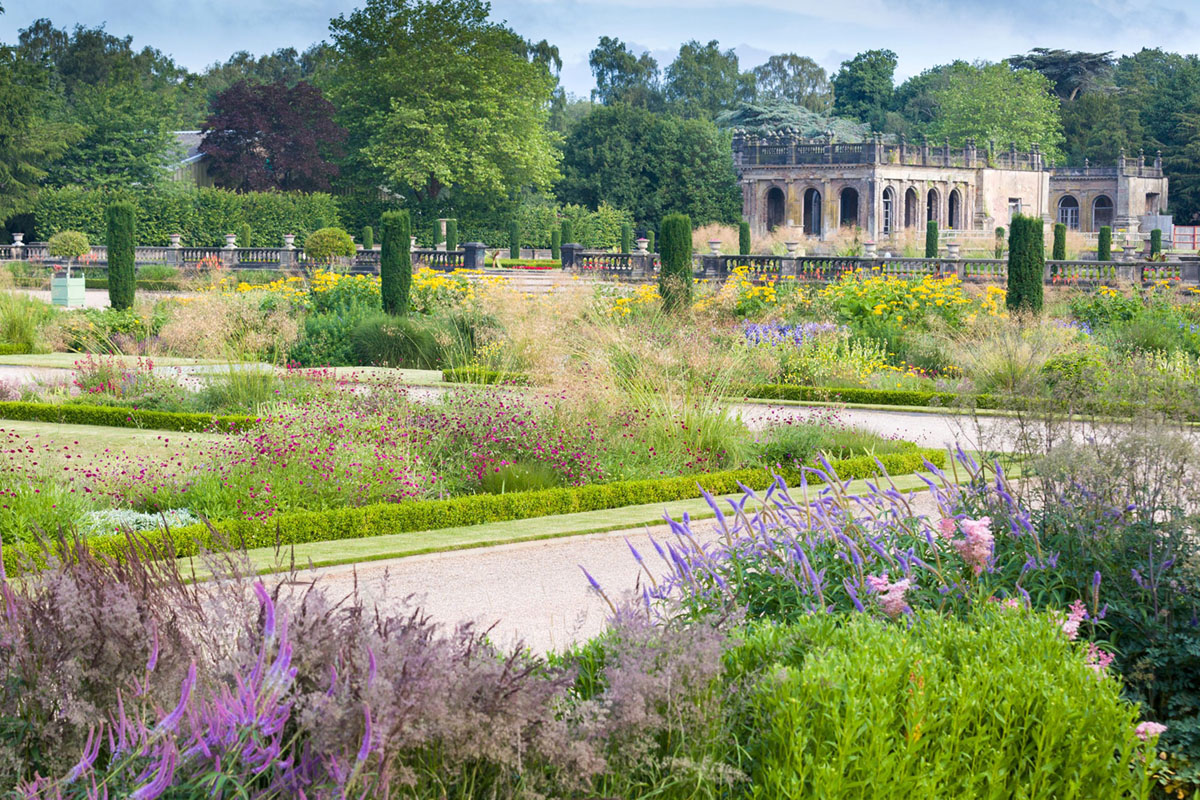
[1,0,1196,95]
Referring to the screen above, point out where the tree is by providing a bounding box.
[1008,48,1115,101]
[380,210,411,315]
[925,220,939,258]
[558,104,739,228]
[1006,214,1044,314]
[890,61,975,133]
[664,40,751,119]
[560,218,574,246]
[588,36,661,108]
[832,49,897,127]
[926,62,1065,163]
[1052,223,1066,261]
[1150,228,1163,256]
[105,201,135,311]
[0,47,71,221]
[201,81,345,192]
[326,0,561,203]
[620,222,632,253]
[550,228,560,260]
[361,225,374,250]
[658,213,692,311]
[1098,225,1112,261]
[509,220,520,258]
[751,54,831,112]
[238,223,252,248]
[445,218,458,252]
[738,220,751,255]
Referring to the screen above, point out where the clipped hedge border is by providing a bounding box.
[6,448,945,573]
[0,343,33,356]
[744,384,1002,410]
[0,401,256,433]
[442,367,529,385]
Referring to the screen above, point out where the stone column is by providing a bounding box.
[560,243,583,270]
[168,233,182,267]
[702,253,723,280]
[223,233,238,268]
[461,242,488,270]
[12,232,24,261]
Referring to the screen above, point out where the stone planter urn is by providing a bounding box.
[224,233,238,249]
[635,238,649,254]
[708,239,723,256]
[863,241,878,258]
[169,233,182,249]
[283,234,296,250]
[945,242,961,260]
[784,241,800,257]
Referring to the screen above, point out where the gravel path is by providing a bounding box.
[294,490,942,654]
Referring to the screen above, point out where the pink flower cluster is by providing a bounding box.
[940,516,994,575]
[865,573,912,619]
[1134,721,1167,741]
[1085,642,1115,674]
[1061,600,1088,640]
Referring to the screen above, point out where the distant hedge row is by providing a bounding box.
[33,185,342,248]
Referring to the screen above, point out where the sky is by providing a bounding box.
[1,0,1196,96]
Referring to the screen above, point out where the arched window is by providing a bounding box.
[948,189,963,229]
[1057,195,1079,230]
[766,187,785,232]
[882,187,895,235]
[1092,195,1113,231]
[803,188,822,236]
[927,188,940,224]
[839,187,859,228]
[904,188,919,228]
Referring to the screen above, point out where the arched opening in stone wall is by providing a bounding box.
[1093,195,1113,231]
[803,188,822,236]
[882,187,895,235]
[839,187,859,228]
[1057,195,1079,230]
[948,189,962,229]
[766,187,785,232]
[904,188,919,228]
[926,188,940,224]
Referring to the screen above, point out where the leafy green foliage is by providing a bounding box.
[620,222,632,254]
[303,227,355,262]
[663,39,750,119]
[360,225,373,250]
[560,218,574,246]
[1098,225,1112,261]
[350,313,443,367]
[509,220,520,258]
[1151,228,1162,256]
[738,221,751,255]
[550,228,560,260]
[46,230,89,259]
[658,213,693,312]
[750,54,832,112]
[1053,222,1067,261]
[831,49,896,126]
[380,210,411,316]
[1006,214,1045,314]
[445,218,457,252]
[104,203,136,311]
[924,219,938,258]
[588,36,661,108]
[325,0,561,202]
[237,222,252,248]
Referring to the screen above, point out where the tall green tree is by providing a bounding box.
[832,49,897,127]
[1008,48,1115,101]
[1006,214,1044,314]
[558,104,739,227]
[663,40,751,119]
[325,0,561,203]
[658,213,693,312]
[588,36,660,108]
[0,47,71,221]
[927,62,1065,163]
[105,201,136,311]
[751,54,831,112]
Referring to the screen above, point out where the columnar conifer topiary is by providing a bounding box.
[1006,214,1044,314]
[738,220,751,255]
[550,229,561,260]
[647,229,655,253]
[105,202,136,311]
[380,211,411,316]
[925,219,939,258]
[1150,228,1162,257]
[620,222,633,253]
[238,223,252,249]
[445,219,458,253]
[994,226,1005,258]
[1098,225,1112,261]
[509,221,520,259]
[361,225,374,250]
[659,213,693,312]
[1052,222,1066,262]
[560,219,574,246]
[432,220,442,248]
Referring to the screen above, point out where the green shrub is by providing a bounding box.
[104,202,136,311]
[1053,221,1067,261]
[729,611,1154,798]
[647,229,655,253]
[479,461,563,494]
[361,225,374,250]
[1150,228,1162,257]
[560,218,574,246]
[739,220,751,255]
[994,226,1005,258]
[0,293,56,351]
[442,366,529,385]
[924,219,938,258]
[1041,349,1111,395]
[509,220,520,259]
[431,219,441,248]
[0,343,31,355]
[1098,225,1112,261]
[46,230,89,260]
[288,311,365,366]
[238,222,252,248]
[12,448,944,571]
[550,228,561,260]
[0,400,254,433]
[380,211,411,316]
[659,213,693,312]
[619,222,632,254]
[445,218,458,253]
[1006,214,1044,314]
[304,227,356,263]
[350,313,443,368]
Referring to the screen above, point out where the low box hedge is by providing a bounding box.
[743,384,1003,409]
[442,367,529,385]
[0,400,256,433]
[0,343,32,356]
[5,448,945,573]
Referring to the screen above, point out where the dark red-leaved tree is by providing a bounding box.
[200,80,346,192]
